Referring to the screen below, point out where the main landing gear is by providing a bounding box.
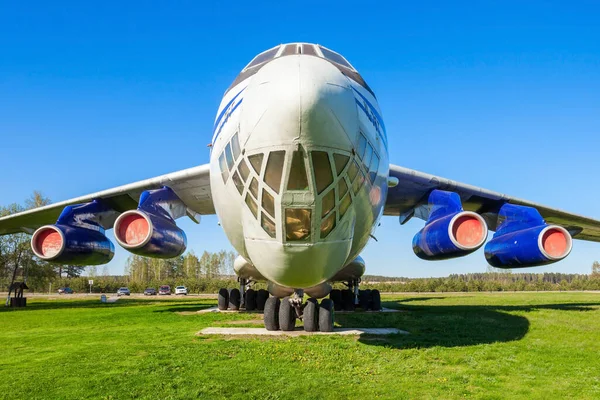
[328,279,381,312]
[217,278,269,312]
[263,291,334,332]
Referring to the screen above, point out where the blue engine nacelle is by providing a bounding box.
[484,204,572,268]
[413,211,488,260]
[31,224,115,265]
[113,209,187,258]
[412,190,488,260]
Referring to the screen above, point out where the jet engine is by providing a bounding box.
[113,187,187,258]
[30,201,116,265]
[484,204,572,268]
[413,190,488,260]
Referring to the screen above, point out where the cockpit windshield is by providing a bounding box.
[318,46,353,69]
[245,46,280,70]
[226,43,375,97]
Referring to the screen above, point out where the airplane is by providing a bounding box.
[1,42,599,332]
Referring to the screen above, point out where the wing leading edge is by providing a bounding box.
[0,164,214,235]
[385,164,600,242]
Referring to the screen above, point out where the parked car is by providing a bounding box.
[58,287,74,294]
[158,285,171,295]
[175,286,188,295]
[117,287,131,296]
[144,288,157,296]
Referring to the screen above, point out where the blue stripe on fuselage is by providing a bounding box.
[213,88,246,132]
[212,99,243,144]
[351,87,388,150]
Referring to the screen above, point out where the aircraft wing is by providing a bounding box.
[0,164,214,235]
[385,164,600,242]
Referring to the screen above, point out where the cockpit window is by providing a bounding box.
[302,44,317,56]
[245,46,280,70]
[264,151,286,194]
[318,46,353,70]
[287,150,309,190]
[311,151,333,194]
[285,208,311,241]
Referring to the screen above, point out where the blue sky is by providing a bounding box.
[1,1,599,277]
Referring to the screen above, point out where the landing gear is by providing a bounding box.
[216,279,266,311]
[262,293,335,332]
[229,288,241,310]
[264,297,280,331]
[303,298,319,332]
[329,279,382,312]
[245,289,257,311]
[279,296,296,331]
[217,288,229,310]
[256,289,269,311]
[318,299,334,332]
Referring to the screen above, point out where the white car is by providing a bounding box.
[175,286,188,295]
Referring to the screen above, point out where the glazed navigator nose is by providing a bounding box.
[236,55,359,288]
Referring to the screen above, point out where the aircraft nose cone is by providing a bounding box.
[241,55,359,151]
[244,239,353,288]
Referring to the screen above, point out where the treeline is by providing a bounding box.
[361,271,600,293]
[124,251,236,282]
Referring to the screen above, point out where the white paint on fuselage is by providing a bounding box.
[209,47,388,290]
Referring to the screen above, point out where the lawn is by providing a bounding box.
[1,292,599,399]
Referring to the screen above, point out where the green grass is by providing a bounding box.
[1,292,600,399]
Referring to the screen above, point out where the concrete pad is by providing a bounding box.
[198,327,408,336]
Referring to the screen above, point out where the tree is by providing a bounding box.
[1,192,51,300]
[592,261,600,277]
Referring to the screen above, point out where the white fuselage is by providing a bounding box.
[209,51,388,290]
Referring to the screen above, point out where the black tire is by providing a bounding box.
[303,298,318,332]
[217,288,229,310]
[279,296,296,331]
[264,297,280,331]
[229,288,241,311]
[341,289,354,311]
[371,289,381,311]
[319,298,334,332]
[358,289,370,310]
[245,289,257,311]
[256,289,269,311]
[330,289,342,311]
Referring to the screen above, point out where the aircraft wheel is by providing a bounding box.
[279,296,296,331]
[256,289,269,311]
[341,289,354,311]
[303,298,319,332]
[358,289,370,310]
[264,297,280,331]
[319,298,334,332]
[229,288,241,311]
[217,288,229,310]
[329,289,342,311]
[245,289,257,311]
[371,289,381,311]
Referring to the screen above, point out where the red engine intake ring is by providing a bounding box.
[31,226,65,260]
[114,211,152,249]
[539,226,572,260]
[449,212,488,250]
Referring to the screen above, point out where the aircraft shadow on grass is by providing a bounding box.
[336,298,600,350]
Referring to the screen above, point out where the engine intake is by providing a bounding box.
[31,224,114,265]
[413,211,488,260]
[113,210,187,258]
